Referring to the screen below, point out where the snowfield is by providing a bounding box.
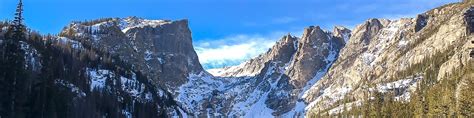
[119,17,171,33]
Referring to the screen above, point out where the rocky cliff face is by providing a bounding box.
[60,17,204,91]
[302,2,474,116]
[4,1,470,117]
[187,2,473,117]
[192,26,349,117]
[0,23,187,117]
[286,26,346,89]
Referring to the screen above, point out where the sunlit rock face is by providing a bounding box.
[302,2,474,116]
[56,2,474,117]
[195,25,348,117]
[61,17,204,90]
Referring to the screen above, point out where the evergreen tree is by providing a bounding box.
[0,0,28,117]
[457,77,474,117]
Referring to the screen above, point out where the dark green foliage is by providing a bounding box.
[324,60,474,118]
[0,1,183,117]
[0,0,28,117]
[1,25,182,118]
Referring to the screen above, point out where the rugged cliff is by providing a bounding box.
[0,1,472,118]
[60,17,204,91]
[196,1,473,117]
[192,26,349,117]
[302,2,474,117]
[0,22,186,117]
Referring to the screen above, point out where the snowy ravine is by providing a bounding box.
[51,3,473,116]
[63,16,204,92]
[176,26,349,117]
[301,18,417,113]
[60,16,353,117]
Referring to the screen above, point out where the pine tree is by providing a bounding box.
[12,0,25,40]
[0,0,27,117]
[457,77,474,117]
[382,92,394,117]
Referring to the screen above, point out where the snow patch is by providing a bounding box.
[293,39,299,50]
[373,74,423,101]
[158,57,164,64]
[304,85,353,113]
[398,38,409,48]
[56,37,83,49]
[87,68,114,91]
[210,61,260,77]
[55,79,86,98]
[231,63,281,117]
[175,107,189,118]
[362,53,376,65]
[176,72,224,114]
[144,50,153,61]
[20,42,42,72]
[1,27,8,31]
[342,33,350,43]
[122,109,132,118]
[242,91,274,118]
[119,17,171,33]
[207,68,225,76]
[120,72,146,99]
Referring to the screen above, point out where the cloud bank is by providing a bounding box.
[195,31,300,69]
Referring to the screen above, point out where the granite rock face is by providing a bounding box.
[302,2,474,115]
[60,17,204,90]
[55,2,474,117]
[201,2,473,117]
[200,26,349,117]
[286,26,345,89]
[0,21,187,117]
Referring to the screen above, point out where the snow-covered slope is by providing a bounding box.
[0,22,188,117]
[60,17,204,92]
[175,26,350,117]
[119,17,172,33]
[25,2,472,117]
[177,2,473,117]
[302,3,474,116]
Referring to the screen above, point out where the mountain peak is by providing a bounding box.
[118,17,172,33]
[333,26,351,43]
[60,17,203,90]
[305,25,323,33]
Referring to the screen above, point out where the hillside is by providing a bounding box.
[0,1,473,118]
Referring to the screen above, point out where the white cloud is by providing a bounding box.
[195,31,301,69]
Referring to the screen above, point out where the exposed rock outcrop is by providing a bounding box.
[302,2,474,116]
[24,2,472,117]
[195,25,349,117]
[286,26,345,88]
[60,17,204,90]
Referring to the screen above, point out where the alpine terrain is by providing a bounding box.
[0,0,473,117]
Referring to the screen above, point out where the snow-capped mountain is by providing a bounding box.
[60,17,204,91]
[302,2,474,116]
[177,1,473,117]
[0,22,187,117]
[0,1,473,118]
[175,25,349,117]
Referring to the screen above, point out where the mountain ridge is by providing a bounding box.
[0,1,473,118]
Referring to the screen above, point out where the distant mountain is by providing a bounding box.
[59,17,204,91]
[303,3,474,116]
[0,1,473,118]
[0,17,188,117]
[183,1,474,117]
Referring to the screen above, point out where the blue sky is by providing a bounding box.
[0,0,458,69]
